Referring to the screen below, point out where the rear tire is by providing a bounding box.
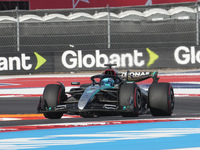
[43,84,64,119]
[148,83,174,116]
[119,82,141,117]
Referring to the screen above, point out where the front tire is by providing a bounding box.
[119,82,141,117]
[43,84,64,119]
[148,82,175,116]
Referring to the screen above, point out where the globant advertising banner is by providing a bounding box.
[55,46,200,71]
[0,52,54,75]
[0,46,200,74]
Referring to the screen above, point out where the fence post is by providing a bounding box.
[16,6,20,51]
[196,1,199,46]
[107,5,111,49]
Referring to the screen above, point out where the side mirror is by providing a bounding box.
[71,82,80,85]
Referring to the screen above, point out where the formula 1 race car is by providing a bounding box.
[37,64,175,119]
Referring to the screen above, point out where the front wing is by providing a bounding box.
[37,97,134,114]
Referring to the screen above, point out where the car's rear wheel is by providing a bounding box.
[119,82,141,117]
[148,82,175,116]
[43,84,64,119]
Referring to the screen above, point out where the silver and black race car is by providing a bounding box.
[37,64,175,119]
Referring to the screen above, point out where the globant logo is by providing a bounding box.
[174,46,200,65]
[0,52,46,71]
[61,49,159,69]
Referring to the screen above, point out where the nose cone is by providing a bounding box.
[78,96,89,110]
[78,86,100,110]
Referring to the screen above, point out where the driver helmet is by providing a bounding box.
[101,78,114,86]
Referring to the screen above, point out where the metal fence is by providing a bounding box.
[0,2,199,52]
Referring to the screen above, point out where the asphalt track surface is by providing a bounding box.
[0,96,199,127]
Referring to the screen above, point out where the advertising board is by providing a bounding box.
[0,46,200,74]
[0,52,54,74]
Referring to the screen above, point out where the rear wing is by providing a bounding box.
[120,71,159,83]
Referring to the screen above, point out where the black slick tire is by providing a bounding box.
[119,82,141,117]
[43,84,63,119]
[148,82,175,116]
